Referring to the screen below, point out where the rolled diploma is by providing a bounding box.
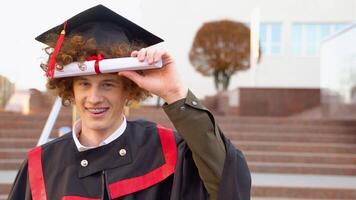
[54,57,163,78]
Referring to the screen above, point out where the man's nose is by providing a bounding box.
[87,87,103,104]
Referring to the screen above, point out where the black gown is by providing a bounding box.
[7,120,251,200]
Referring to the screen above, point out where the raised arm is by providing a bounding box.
[119,49,226,199]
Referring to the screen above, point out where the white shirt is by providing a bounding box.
[72,116,127,152]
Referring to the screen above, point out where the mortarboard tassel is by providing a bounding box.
[46,21,68,78]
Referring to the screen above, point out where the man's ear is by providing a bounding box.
[126,91,135,104]
[125,99,131,106]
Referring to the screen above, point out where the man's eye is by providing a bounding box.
[79,82,89,86]
[103,83,114,88]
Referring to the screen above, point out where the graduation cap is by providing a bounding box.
[36,4,164,78]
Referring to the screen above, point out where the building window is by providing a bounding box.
[260,23,282,56]
[291,23,350,56]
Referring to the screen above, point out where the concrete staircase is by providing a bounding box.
[130,107,356,199]
[1,106,356,199]
[0,110,72,171]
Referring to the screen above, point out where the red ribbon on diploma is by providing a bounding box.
[87,54,104,74]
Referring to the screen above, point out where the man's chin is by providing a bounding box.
[82,121,108,131]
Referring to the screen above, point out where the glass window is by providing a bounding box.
[335,24,348,32]
[259,23,282,56]
[320,24,330,40]
[271,24,281,43]
[260,24,267,42]
[292,24,302,42]
[291,23,350,56]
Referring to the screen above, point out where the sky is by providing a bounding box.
[0,0,143,91]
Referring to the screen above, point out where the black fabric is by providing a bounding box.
[218,132,252,200]
[35,4,163,47]
[7,120,251,200]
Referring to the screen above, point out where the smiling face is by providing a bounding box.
[73,73,129,136]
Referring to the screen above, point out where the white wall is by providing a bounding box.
[321,24,356,104]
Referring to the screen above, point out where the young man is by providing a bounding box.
[8,5,251,200]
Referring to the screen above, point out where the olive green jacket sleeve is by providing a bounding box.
[162,90,226,200]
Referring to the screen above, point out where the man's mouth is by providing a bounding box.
[85,107,109,115]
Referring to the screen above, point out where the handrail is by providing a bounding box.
[37,97,62,146]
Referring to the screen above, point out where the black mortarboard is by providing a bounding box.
[36,4,164,78]
[36,4,163,46]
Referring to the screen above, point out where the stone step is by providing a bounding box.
[0,113,72,121]
[252,198,355,200]
[0,129,67,138]
[0,159,23,170]
[0,149,28,159]
[0,138,36,148]
[0,130,41,138]
[215,116,356,126]
[252,186,356,199]
[0,184,11,196]
[245,151,356,165]
[221,124,356,134]
[0,121,71,129]
[233,141,356,154]
[249,162,356,176]
[226,130,356,138]
[226,132,356,144]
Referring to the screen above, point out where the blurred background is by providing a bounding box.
[0,0,356,199]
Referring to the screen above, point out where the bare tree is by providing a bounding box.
[189,20,260,91]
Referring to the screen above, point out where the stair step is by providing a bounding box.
[0,129,66,138]
[249,162,356,176]
[0,138,36,148]
[252,186,356,199]
[252,198,355,200]
[0,184,11,196]
[0,122,71,129]
[0,149,28,159]
[244,151,356,165]
[221,124,356,134]
[233,141,356,154]
[0,159,23,170]
[226,132,356,144]
[215,116,356,126]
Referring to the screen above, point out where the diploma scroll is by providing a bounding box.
[54,57,163,78]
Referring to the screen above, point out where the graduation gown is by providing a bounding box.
[7,91,251,200]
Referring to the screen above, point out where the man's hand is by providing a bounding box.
[118,48,188,104]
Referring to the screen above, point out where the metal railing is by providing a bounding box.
[37,97,63,146]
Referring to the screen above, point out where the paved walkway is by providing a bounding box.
[0,171,17,184]
[252,173,356,189]
[2,171,356,190]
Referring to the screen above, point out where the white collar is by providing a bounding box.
[72,116,127,152]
